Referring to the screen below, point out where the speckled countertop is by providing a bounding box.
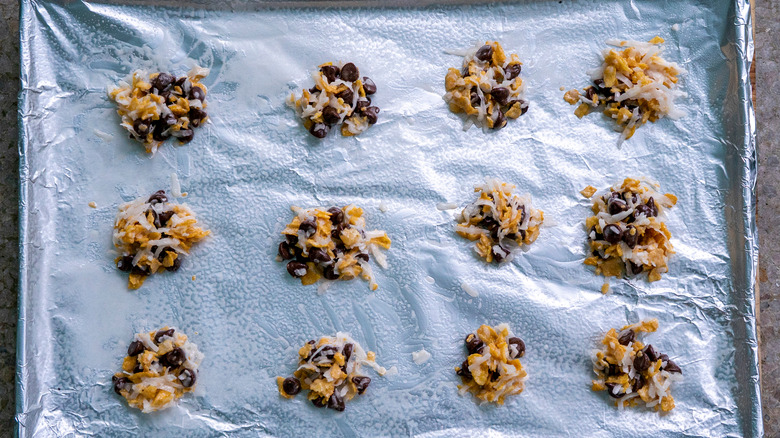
[0,0,774,435]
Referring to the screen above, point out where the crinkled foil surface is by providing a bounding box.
[17,0,758,436]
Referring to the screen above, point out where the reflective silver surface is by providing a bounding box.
[17,0,758,436]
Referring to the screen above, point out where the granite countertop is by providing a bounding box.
[0,0,774,435]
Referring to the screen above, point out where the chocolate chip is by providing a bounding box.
[456,360,472,379]
[166,256,182,272]
[178,129,194,143]
[327,393,346,411]
[311,397,327,408]
[278,241,294,260]
[646,197,658,217]
[633,373,646,390]
[602,224,622,244]
[327,207,344,224]
[508,337,525,358]
[622,225,638,248]
[340,63,359,82]
[282,377,301,395]
[470,91,481,107]
[286,234,298,245]
[179,368,196,387]
[623,191,639,205]
[342,343,354,362]
[465,334,484,355]
[356,253,369,262]
[605,383,625,398]
[188,85,205,101]
[522,102,530,116]
[152,73,174,91]
[323,267,339,280]
[112,376,131,394]
[162,347,185,368]
[362,77,377,95]
[493,109,506,129]
[617,329,635,346]
[607,364,620,376]
[490,87,510,106]
[363,106,379,125]
[286,261,308,278]
[157,210,175,228]
[320,65,340,83]
[133,118,152,137]
[585,86,597,101]
[336,88,354,105]
[644,344,658,362]
[127,340,145,356]
[152,119,171,141]
[633,351,651,371]
[299,219,317,237]
[629,261,644,276]
[189,108,207,127]
[492,244,510,262]
[662,357,682,374]
[352,376,371,394]
[505,63,522,80]
[608,197,628,215]
[309,248,332,263]
[633,204,652,219]
[475,44,493,62]
[355,99,370,112]
[309,123,329,138]
[117,255,134,272]
[154,328,175,343]
[131,264,150,276]
[147,191,167,205]
[322,106,341,125]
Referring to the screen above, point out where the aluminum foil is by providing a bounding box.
[17,0,759,436]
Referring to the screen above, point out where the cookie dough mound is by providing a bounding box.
[113,190,210,289]
[289,62,379,138]
[444,41,528,130]
[581,178,676,282]
[108,66,210,154]
[277,333,386,411]
[564,37,685,144]
[591,319,682,412]
[112,326,203,413]
[278,205,391,290]
[455,324,527,405]
[456,179,543,263]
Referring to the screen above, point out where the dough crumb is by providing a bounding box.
[461,281,479,297]
[601,283,610,294]
[412,349,431,364]
[88,201,97,208]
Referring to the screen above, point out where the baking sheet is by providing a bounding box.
[16,0,759,436]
